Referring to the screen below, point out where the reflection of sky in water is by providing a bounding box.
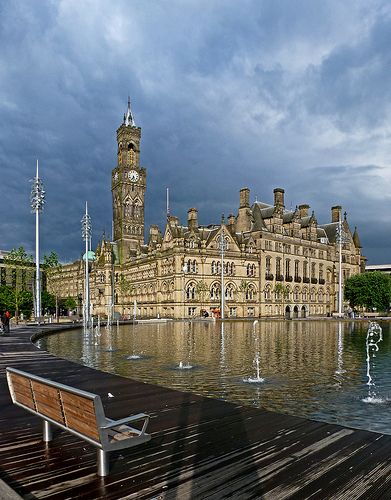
[36,320,391,434]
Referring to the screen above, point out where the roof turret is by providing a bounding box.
[353,226,362,248]
[123,96,136,127]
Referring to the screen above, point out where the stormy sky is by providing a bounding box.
[0,0,390,264]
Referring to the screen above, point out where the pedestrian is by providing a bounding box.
[4,310,10,333]
[0,311,4,335]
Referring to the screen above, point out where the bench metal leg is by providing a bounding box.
[43,420,52,442]
[97,449,109,476]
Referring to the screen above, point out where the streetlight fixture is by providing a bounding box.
[336,215,349,317]
[218,216,228,319]
[81,202,92,329]
[30,160,45,323]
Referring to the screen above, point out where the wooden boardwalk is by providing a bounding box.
[0,324,391,499]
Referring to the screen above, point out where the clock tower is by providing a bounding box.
[112,98,146,262]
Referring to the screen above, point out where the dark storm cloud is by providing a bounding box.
[0,0,390,264]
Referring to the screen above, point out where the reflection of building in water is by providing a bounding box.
[42,321,365,415]
[48,100,365,319]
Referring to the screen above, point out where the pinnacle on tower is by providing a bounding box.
[123,96,136,127]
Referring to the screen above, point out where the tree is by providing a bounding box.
[274,283,289,301]
[195,280,208,313]
[345,272,391,312]
[4,247,33,265]
[41,290,56,315]
[0,285,14,312]
[64,297,77,315]
[43,252,62,322]
[118,275,135,315]
[3,246,34,322]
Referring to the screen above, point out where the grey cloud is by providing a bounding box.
[0,0,390,264]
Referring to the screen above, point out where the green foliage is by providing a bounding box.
[64,297,77,311]
[274,283,289,298]
[345,272,391,311]
[0,285,32,318]
[4,246,33,265]
[43,252,61,270]
[118,275,134,297]
[18,290,33,318]
[0,285,14,312]
[42,290,56,313]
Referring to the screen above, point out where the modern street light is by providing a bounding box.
[336,215,349,317]
[30,160,45,323]
[81,202,92,329]
[218,216,228,319]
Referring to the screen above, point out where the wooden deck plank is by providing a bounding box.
[0,324,390,499]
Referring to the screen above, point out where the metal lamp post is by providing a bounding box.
[218,217,228,319]
[30,160,45,323]
[81,202,92,329]
[336,216,348,317]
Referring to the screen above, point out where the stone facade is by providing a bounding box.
[48,102,365,319]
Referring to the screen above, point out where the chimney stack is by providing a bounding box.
[331,205,342,223]
[298,204,310,218]
[187,208,198,231]
[239,187,250,208]
[273,188,285,207]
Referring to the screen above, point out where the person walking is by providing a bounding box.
[3,310,10,334]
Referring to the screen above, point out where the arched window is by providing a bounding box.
[264,285,271,301]
[211,261,216,274]
[266,256,272,278]
[310,287,316,302]
[285,259,290,278]
[276,257,281,277]
[186,283,196,300]
[225,283,235,300]
[210,283,220,300]
[294,260,299,279]
[294,287,300,301]
[246,284,256,300]
[302,288,308,301]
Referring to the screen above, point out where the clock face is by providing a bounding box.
[127,170,139,182]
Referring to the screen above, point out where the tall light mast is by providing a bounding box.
[81,202,92,329]
[30,160,45,322]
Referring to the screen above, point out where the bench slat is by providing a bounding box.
[60,391,96,412]
[12,391,36,410]
[63,415,100,441]
[32,381,65,424]
[60,390,100,441]
[10,373,36,410]
[10,373,31,389]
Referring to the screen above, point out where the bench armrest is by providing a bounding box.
[101,413,149,434]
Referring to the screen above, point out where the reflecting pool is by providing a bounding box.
[35,320,391,434]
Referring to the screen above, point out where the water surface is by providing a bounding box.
[36,320,391,434]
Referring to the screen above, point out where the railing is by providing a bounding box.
[275,274,284,281]
[311,278,318,284]
[265,273,274,280]
[303,277,310,284]
[319,278,325,285]
[294,276,302,283]
[285,275,293,282]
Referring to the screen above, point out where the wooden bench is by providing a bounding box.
[6,367,151,476]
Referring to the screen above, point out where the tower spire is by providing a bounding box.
[123,96,136,127]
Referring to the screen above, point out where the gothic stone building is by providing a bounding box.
[48,101,365,319]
